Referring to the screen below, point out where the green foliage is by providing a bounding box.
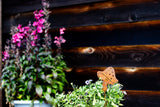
[1,1,68,106]
[1,47,68,106]
[55,80,125,107]
[1,59,20,104]
[16,49,67,105]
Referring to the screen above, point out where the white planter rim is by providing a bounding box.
[13,100,41,104]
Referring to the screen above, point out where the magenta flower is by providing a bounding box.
[17,24,22,29]
[39,9,44,13]
[33,19,44,27]
[23,26,31,35]
[33,21,39,26]
[38,18,45,25]
[31,30,37,35]
[37,26,43,33]
[60,28,66,35]
[34,35,38,40]
[12,32,25,47]
[31,41,36,46]
[2,51,10,61]
[18,24,24,32]
[33,10,44,20]
[54,36,66,47]
[17,42,21,47]
[24,26,31,31]
[12,33,23,43]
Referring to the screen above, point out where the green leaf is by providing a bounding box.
[47,86,51,94]
[22,55,26,60]
[53,72,57,79]
[44,93,53,104]
[23,61,28,65]
[36,85,43,97]
[41,64,53,69]
[46,77,52,84]
[37,52,51,57]
[17,94,23,99]
[21,74,26,80]
[24,66,34,73]
[28,81,33,91]
[40,74,45,80]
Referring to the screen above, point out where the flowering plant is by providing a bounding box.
[55,80,125,107]
[1,0,67,106]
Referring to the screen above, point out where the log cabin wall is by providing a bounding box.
[2,0,160,106]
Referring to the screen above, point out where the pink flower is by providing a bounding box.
[38,18,45,25]
[54,36,66,47]
[17,42,21,47]
[54,40,60,46]
[12,33,23,43]
[33,21,38,26]
[31,30,37,35]
[33,10,38,14]
[18,24,24,32]
[34,35,38,40]
[33,10,44,20]
[31,41,36,46]
[24,26,30,31]
[17,24,22,29]
[60,36,66,43]
[37,26,43,33]
[39,9,44,13]
[22,26,31,34]
[2,51,10,61]
[60,28,66,35]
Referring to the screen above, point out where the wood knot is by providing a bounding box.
[128,14,138,22]
[81,47,95,54]
[131,53,143,62]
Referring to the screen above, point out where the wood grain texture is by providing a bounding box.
[65,67,160,90]
[3,1,160,33]
[3,19,160,47]
[3,0,158,15]
[63,20,160,32]
[3,0,110,15]
[125,90,160,96]
[123,90,160,107]
[63,45,160,67]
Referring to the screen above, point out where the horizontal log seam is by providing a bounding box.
[67,67,160,74]
[125,90,160,96]
[60,20,160,32]
[63,44,160,53]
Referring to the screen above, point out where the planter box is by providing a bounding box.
[13,100,52,107]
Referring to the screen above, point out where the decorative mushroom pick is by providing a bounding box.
[97,67,118,92]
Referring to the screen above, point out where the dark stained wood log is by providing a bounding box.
[3,0,109,15]
[123,90,160,107]
[4,19,160,47]
[3,0,158,15]
[64,20,160,32]
[3,1,160,33]
[63,45,160,67]
[65,67,160,90]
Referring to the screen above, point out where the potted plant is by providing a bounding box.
[55,80,125,107]
[1,0,67,107]
[55,67,126,107]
